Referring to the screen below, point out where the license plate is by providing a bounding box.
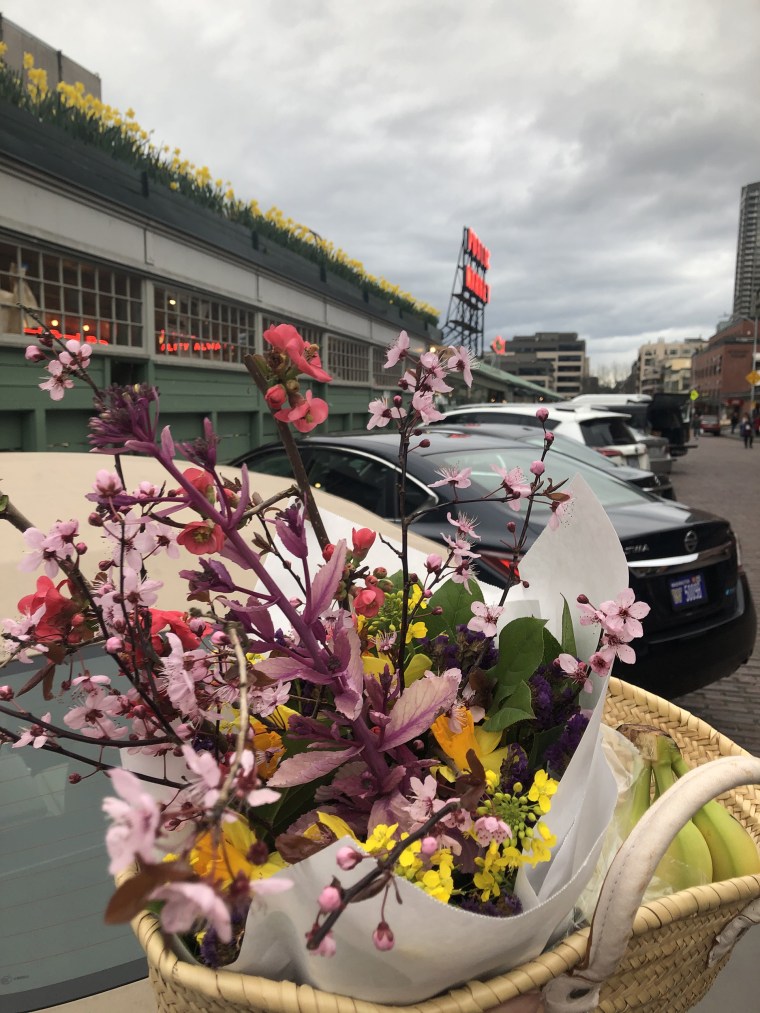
[669,573,707,609]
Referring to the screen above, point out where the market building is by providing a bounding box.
[0,27,534,456]
[690,320,758,416]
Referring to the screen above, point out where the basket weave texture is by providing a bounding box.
[131,678,760,1013]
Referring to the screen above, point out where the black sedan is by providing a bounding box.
[232,429,756,698]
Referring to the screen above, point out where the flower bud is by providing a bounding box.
[393,395,403,406]
[530,460,545,476]
[420,836,438,857]
[336,846,362,871]
[425,553,443,573]
[188,617,206,634]
[322,543,335,561]
[0,685,13,700]
[211,630,229,646]
[318,885,343,913]
[75,542,88,554]
[88,512,104,527]
[25,345,46,362]
[68,772,82,784]
[372,566,387,579]
[372,920,395,951]
[308,929,337,957]
[545,431,555,443]
[106,636,124,653]
[507,521,516,533]
[351,527,376,554]
[264,384,287,410]
[419,438,431,448]
[536,407,549,421]
[577,594,589,604]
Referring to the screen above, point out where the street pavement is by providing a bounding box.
[668,429,760,754]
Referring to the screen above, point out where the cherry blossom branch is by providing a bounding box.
[208,624,250,823]
[306,799,461,949]
[243,353,329,551]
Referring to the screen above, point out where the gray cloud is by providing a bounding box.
[3,0,760,370]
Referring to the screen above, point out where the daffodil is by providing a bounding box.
[431,707,510,775]
[189,815,287,888]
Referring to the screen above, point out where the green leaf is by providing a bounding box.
[497,617,546,680]
[0,494,8,514]
[484,680,535,732]
[423,579,484,641]
[561,596,577,656]
[541,627,563,667]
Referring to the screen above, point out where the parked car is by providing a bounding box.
[699,415,723,436]
[234,428,756,698]
[446,420,676,499]
[566,393,692,458]
[435,403,652,470]
[0,453,445,1012]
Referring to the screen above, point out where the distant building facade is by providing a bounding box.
[635,338,705,396]
[690,320,758,415]
[485,332,587,398]
[733,182,760,320]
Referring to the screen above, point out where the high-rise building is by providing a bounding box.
[635,337,705,396]
[733,182,760,319]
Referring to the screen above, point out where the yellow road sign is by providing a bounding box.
[689,389,699,401]
[747,370,760,386]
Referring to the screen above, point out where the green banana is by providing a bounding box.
[669,746,760,881]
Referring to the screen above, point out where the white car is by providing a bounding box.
[436,403,651,470]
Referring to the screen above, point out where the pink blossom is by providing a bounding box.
[597,588,650,639]
[474,815,513,845]
[25,344,45,362]
[181,745,224,808]
[536,407,549,421]
[385,330,410,367]
[420,836,438,857]
[17,527,61,578]
[309,929,337,957]
[491,465,531,510]
[12,712,52,749]
[530,460,545,476]
[588,652,612,676]
[598,631,637,666]
[556,653,592,693]
[151,881,232,943]
[429,465,472,489]
[92,469,123,498]
[446,346,474,387]
[446,512,480,539]
[467,601,504,638]
[39,359,74,401]
[102,768,161,874]
[548,492,573,530]
[351,527,376,554]
[58,340,92,370]
[412,390,445,423]
[367,397,406,430]
[425,553,443,572]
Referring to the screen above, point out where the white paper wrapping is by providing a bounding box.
[225,476,629,1003]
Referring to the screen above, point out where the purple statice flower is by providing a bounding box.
[199,900,249,968]
[529,672,555,729]
[459,893,523,917]
[89,384,160,453]
[499,743,529,794]
[543,712,590,778]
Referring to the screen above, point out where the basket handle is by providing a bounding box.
[541,754,760,1013]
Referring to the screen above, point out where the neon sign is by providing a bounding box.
[24,326,109,345]
[466,228,490,270]
[490,335,507,355]
[157,329,230,354]
[464,266,490,304]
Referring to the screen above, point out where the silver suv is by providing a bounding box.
[437,403,651,469]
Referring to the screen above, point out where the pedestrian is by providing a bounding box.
[693,413,700,441]
[739,414,754,449]
[731,410,739,435]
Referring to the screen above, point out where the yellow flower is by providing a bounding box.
[0,42,7,60]
[23,51,34,70]
[431,708,510,775]
[190,815,287,888]
[527,769,558,814]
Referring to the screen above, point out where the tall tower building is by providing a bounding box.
[733,182,760,319]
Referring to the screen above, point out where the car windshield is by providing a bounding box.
[425,445,648,508]
[579,417,640,447]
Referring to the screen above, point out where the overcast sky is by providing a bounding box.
[4,0,760,373]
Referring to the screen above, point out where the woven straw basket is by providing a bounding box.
[128,677,760,1013]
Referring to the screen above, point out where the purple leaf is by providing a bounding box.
[160,426,175,459]
[304,540,347,623]
[330,625,364,720]
[274,504,308,559]
[255,655,332,684]
[267,747,360,787]
[381,671,460,751]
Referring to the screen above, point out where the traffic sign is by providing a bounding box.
[689,389,699,401]
[747,371,760,386]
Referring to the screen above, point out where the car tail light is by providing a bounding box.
[596,448,623,458]
[477,551,522,583]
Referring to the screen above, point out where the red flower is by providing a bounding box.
[352,527,377,555]
[263,324,332,383]
[264,384,288,410]
[149,609,206,653]
[177,521,225,555]
[353,586,386,618]
[288,391,329,433]
[183,468,215,503]
[17,576,93,654]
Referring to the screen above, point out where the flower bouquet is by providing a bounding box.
[0,322,648,1004]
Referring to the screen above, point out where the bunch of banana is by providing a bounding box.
[618,724,760,891]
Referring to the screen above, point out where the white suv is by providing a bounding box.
[436,403,651,469]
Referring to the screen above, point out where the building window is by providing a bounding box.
[155,286,257,363]
[326,333,370,384]
[0,238,142,348]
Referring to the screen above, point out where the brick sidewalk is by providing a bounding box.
[668,433,759,753]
